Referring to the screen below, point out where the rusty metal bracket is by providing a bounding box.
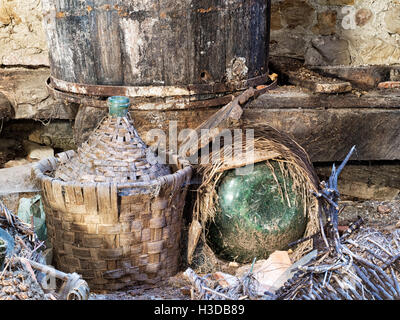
[49,74,270,97]
[46,75,277,111]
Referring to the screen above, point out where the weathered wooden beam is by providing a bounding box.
[243,104,400,162]
[247,86,400,109]
[311,65,391,90]
[315,164,400,200]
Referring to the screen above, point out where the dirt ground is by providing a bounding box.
[89,278,190,300]
[87,198,400,300]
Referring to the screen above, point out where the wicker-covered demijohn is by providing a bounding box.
[189,122,321,272]
[33,96,192,290]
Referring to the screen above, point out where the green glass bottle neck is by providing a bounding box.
[107,96,130,117]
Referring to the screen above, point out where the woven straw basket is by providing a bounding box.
[33,98,192,290]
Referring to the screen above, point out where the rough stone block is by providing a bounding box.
[384,6,400,34]
[279,0,315,29]
[0,0,49,66]
[305,36,351,66]
[0,68,78,120]
[270,3,282,31]
[0,163,39,196]
[28,121,75,150]
[355,8,373,27]
[312,10,337,36]
[23,140,54,160]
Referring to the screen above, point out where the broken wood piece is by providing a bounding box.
[269,56,352,94]
[287,69,352,94]
[18,257,38,283]
[187,219,202,265]
[311,65,391,90]
[19,257,68,281]
[378,81,400,89]
[179,82,277,159]
[178,91,244,158]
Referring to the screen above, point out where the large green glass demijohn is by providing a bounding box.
[207,161,307,263]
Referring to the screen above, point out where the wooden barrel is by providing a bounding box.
[42,0,271,107]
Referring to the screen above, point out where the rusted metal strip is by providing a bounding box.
[46,77,277,111]
[50,74,269,97]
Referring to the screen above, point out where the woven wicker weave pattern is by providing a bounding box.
[54,115,171,184]
[34,152,191,290]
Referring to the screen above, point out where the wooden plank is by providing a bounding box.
[269,56,352,94]
[226,0,268,78]
[91,0,123,85]
[311,65,391,90]
[191,0,227,84]
[67,8,97,84]
[158,0,190,85]
[243,107,400,162]
[315,164,400,200]
[246,86,400,109]
[42,0,74,81]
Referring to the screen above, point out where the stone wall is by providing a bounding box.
[270,0,400,66]
[0,0,48,66]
